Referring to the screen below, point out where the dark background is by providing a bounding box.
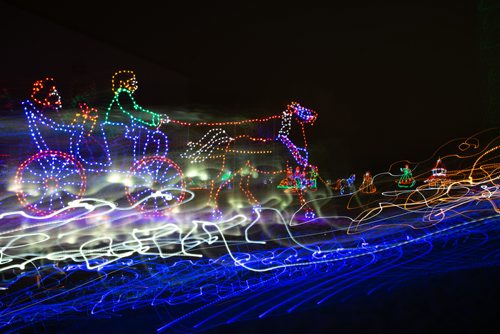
[0,1,498,334]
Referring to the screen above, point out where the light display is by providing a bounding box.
[15,73,322,219]
[360,171,376,193]
[71,102,98,136]
[0,72,498,333]
[15,72,184,216]
[425,158,449,186]
[175,101,319,217]
[329,173,356,195]
[15,150,87,216]
[125,156,186,215]
[397,164,416,188]
[346,173,356,190]
[31,77,62,111]
[181,128,234,163]
[277,165,317,191]
[107,70,168,127]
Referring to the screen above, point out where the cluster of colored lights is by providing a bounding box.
[15,71,184,215]
[31,77,62,111]
[277,165,318,191]
[174,101,319,217]
[14,70,468,222]
[276,102,316,168]
[425,159,449,186]
[18,70,323,218]
[271,102,320,216]
[318,158,456,196]
[398,164,416,188]
[17,70,478,223]
[111,69,137,92]
[70,102,98,136]
[324,173,357,195]
[360,171,376,194]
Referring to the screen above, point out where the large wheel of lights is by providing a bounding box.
[15,150,86,215]
[126,156,186,215]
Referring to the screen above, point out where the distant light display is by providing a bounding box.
[397,164,416,188]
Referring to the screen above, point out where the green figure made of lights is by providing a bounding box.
[397,164,416,188]
[105,70,164,127]
[309,166,318,189]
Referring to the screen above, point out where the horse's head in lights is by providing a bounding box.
[289,102,317,125]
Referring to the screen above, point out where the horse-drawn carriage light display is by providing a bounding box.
[14,72,322,218]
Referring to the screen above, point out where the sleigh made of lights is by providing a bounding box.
[15,101,186,216]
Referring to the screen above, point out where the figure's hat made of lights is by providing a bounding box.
[433,158,446,170]
[112,70,137,93]
[31,77,61,108]
[431,158,447,176]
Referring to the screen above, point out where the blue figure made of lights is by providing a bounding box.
[15,76,186,216]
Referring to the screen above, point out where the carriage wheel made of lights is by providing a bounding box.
[125,156,186,215]
[15,150,87,216]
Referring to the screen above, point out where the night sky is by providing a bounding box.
[0,2,497,334]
